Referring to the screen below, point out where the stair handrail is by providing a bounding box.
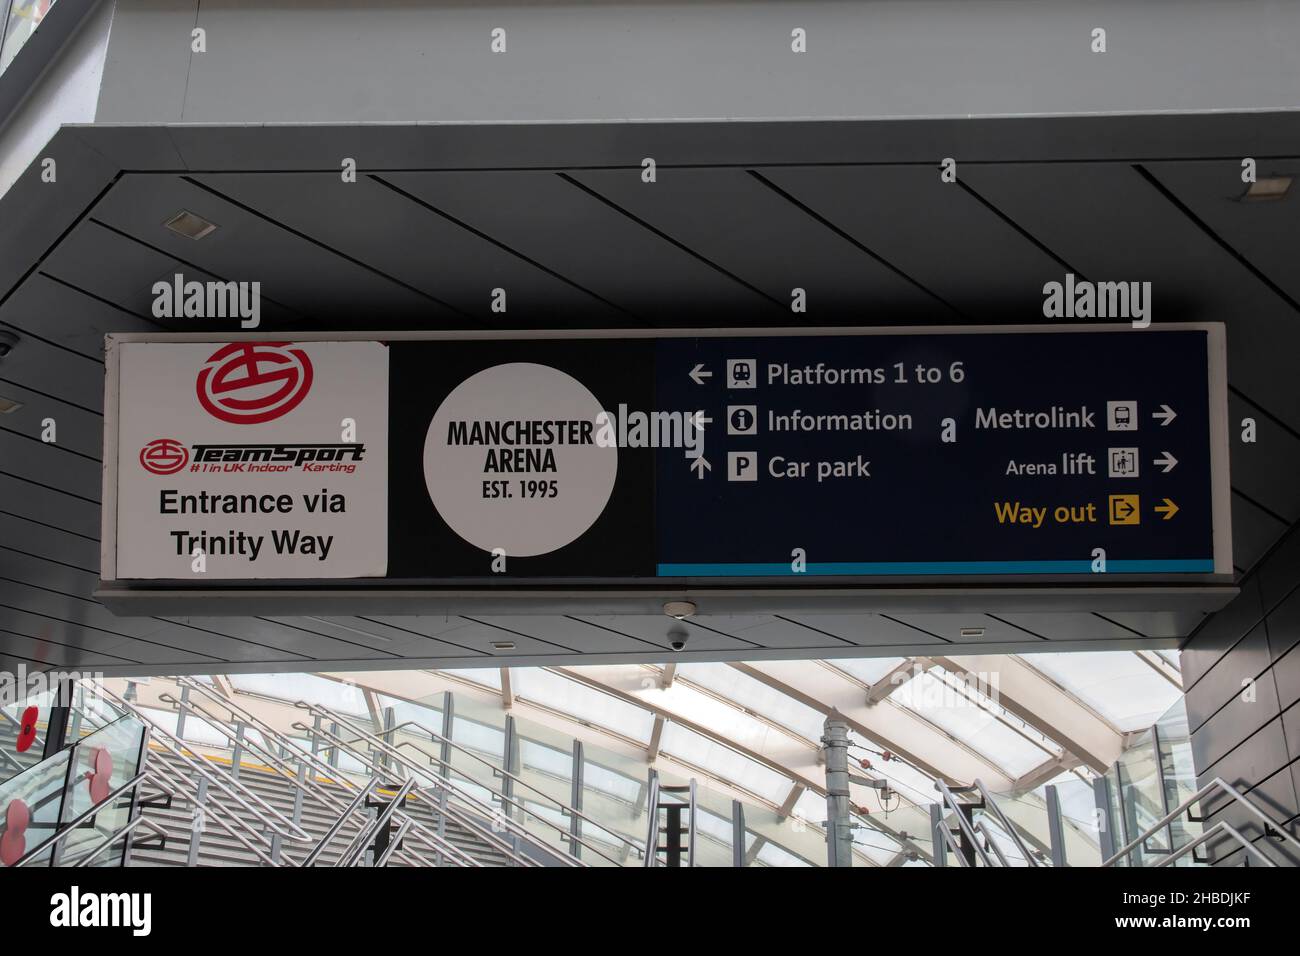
[336,777,417,867]
[972,780,1040,866]
[298,718,541,867]
[98,684,313,845]
[294,710,551,868]
[934,780,996,867]
[297,774,381,867]
[139,749,293,867]
[973,817,1012,866]
[1103,776,1300,867]
[68,816,171,868]
[12,769,149,867]
[1158,819,1276,868]
[641,770,660,867]
[296,700,645,862]
[163,680,478,868]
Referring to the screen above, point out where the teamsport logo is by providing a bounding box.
[138,438,190,475]
[196,342,314,424]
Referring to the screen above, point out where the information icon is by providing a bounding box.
[727,405,758,436]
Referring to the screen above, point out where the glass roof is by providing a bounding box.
[1019,650,1182,731]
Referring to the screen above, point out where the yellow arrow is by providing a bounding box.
[1155,498,1179,520]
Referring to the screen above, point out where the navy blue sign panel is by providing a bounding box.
[653,327,1226,579]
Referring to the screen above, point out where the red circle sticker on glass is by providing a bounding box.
[0,799,30,866]
[15,706,37,753]
[139,438,190,475]
[87,747,113,805]
[196,342,314,424]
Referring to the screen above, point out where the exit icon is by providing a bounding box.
[1108,494,1140,525]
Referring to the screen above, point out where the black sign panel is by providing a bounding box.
[387,325,1228,583]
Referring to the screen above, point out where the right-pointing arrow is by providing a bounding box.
[1154,451,1178,473]
[1155,498,1179,520]
[1153,404,1177,426]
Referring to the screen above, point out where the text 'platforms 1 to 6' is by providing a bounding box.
[653,329,1220,577]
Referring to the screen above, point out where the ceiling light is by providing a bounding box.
[163,210,219,239]
[0,395,23,414]
[490,641,516,651]
[1242,176,1292,202]
[959,627,986,639]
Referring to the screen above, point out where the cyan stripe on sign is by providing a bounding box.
[655,559,1215,576]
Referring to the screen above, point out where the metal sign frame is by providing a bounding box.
[98,323,1234,616]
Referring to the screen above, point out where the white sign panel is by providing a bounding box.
[113,341,388,579]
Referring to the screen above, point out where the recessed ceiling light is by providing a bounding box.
[1242,176,1292,202]
[958,627,986,639]
[163,210,219,239]
[490,641,516,651]
[0,395,23,414]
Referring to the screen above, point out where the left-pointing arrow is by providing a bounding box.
[1155,498,1179,520]
[690,456,711,479]
[689,364,713,385]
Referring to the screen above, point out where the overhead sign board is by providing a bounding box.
[100,325,1232,612]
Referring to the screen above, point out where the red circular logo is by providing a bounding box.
[139,438,189,475]
[196,342,314,424]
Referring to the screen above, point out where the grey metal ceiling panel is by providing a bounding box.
[1227,392,1300,523]
[760,165,1064,320]
[779,614,947,646]
[161,616,399,664]
[375,617,581,658]
[89,175,449,325]
[1143,159,1300,306]
[39,220,225,325]
[574,615,760,653]
[0,380,102,460]
[382,171,785,320]
[192,172,612,326]
[686,614,858,650]
[0,600,213,666]
[1231,491,1289,574]
[0,132,117,305]
[0,308,107,411]
[993,612,1136,642]
[960,161,1300,429]
[1,273,160,360]
[0,428,99,500]
[0,475,99,540]
[266,615,487,661]
[0,513,98,570]
[888,612,1045,645]
[471,615,665,655]
[1100,610,1207,640]
[567,167,944,318]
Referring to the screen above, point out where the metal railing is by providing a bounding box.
[293,703,565,867]
[294,700,647,866]
[1103,776,1300,868]
[159,679,479,867]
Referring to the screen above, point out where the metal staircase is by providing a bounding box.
[930,776,1300,867]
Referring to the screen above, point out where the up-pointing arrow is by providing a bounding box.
[688,364,713,385]
[1154,451,1178,473]
[690,456,711,479]
[1153,404,1177,426]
